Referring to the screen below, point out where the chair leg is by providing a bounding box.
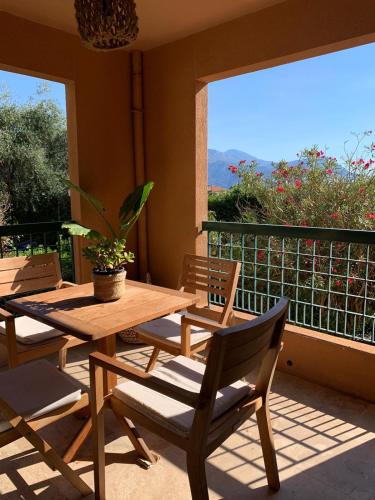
[256,404,280,491]
[113,411,158,464]
[59,348,67,371]
[16,419,92,496]
[186,453,209,500]
[146,347,160,372]
[63,417,92,463]
[90,363,106,500]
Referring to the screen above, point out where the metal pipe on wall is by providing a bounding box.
[131,50,149,279]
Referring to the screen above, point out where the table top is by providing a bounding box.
[7,280,200,341]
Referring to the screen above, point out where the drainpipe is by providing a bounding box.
[131,50,149,280]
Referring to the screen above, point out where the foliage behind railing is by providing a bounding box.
[0,221,75,282]
[203,221,375,345]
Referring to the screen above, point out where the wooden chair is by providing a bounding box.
[90,297,289,500]
[0,358,92,496]
[0,253,86,370]
[135,254,241,371]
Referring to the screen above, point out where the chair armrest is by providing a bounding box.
[181,313,225,332]
[188,305,222,322]
[60,281,78,288]
[0,308,15,322]
[89,351,199,408]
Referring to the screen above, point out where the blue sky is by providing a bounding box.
[209,42,375,162]
[0,70,66,110]
[1,42,374,163]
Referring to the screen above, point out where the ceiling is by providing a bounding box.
[0,0,286,50]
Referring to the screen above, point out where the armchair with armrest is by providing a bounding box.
[90,297,289,499]
[0,253,88,370]
[135,254,241,371]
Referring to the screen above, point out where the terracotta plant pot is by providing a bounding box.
[92,268,126,302]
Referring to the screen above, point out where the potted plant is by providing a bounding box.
[63,180,154,302]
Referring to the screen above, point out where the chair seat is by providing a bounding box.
[0,359,83,433]
[112,355,251,437]
[135,312,213,346]
[0,315,65,345]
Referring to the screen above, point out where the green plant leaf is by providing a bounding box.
[65,179,117,238]
[62,222,106,241]
[119,181,154,238]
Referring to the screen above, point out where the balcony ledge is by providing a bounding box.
[233,309,375,404]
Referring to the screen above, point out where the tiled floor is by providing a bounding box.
[0,341,374,499]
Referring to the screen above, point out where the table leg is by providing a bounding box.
[96,334,117,394]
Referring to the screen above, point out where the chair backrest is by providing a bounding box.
[178,254,241,324]
[0,253,62,297]
[195,298,289,432]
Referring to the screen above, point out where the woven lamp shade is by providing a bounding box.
[75,0,139,50]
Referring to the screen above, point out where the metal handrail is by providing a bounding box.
[202,221,375,244]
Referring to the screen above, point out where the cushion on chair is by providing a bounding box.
[0,315,65,345]
[134,312,213,346]
[0,359,83,433]
[112,355,251,437]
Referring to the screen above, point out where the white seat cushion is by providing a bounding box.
[0,316,65,345]
[112,355,250,437]
[0,359,83,433]
[135,312,213,346]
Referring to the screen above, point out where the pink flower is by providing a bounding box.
[359,187,366,193]
[305,239,314,247]
[335,280,342,287]
[228,165,238,173]
[348,278,354,285]
[364,163,370,170]
[255,172,263,177]
[277,186,285,193]
[325,169,333,175]
[365,212,375,220]
[239,160,246,165]
[330,212,339,219]
[295,179,302,189]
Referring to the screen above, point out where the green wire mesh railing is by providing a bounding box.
[0,221,75,282]
[203,221,375,345]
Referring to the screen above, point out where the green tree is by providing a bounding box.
[0,85,70,223]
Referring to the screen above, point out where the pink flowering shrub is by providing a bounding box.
[210,132,375,339]
[230,132,375,231]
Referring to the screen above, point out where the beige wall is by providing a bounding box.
[143,0,375,287]
[0,12,136,282]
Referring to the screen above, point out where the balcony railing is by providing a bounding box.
[0,221,75,282]
[203,221,375,345]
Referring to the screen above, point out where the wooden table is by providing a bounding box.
[7,279,200,392]
[7,280,199,465]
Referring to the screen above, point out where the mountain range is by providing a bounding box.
[208,149,300,188]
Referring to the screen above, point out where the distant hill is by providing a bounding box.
[208,149,279,188]
[208,148,345,188]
